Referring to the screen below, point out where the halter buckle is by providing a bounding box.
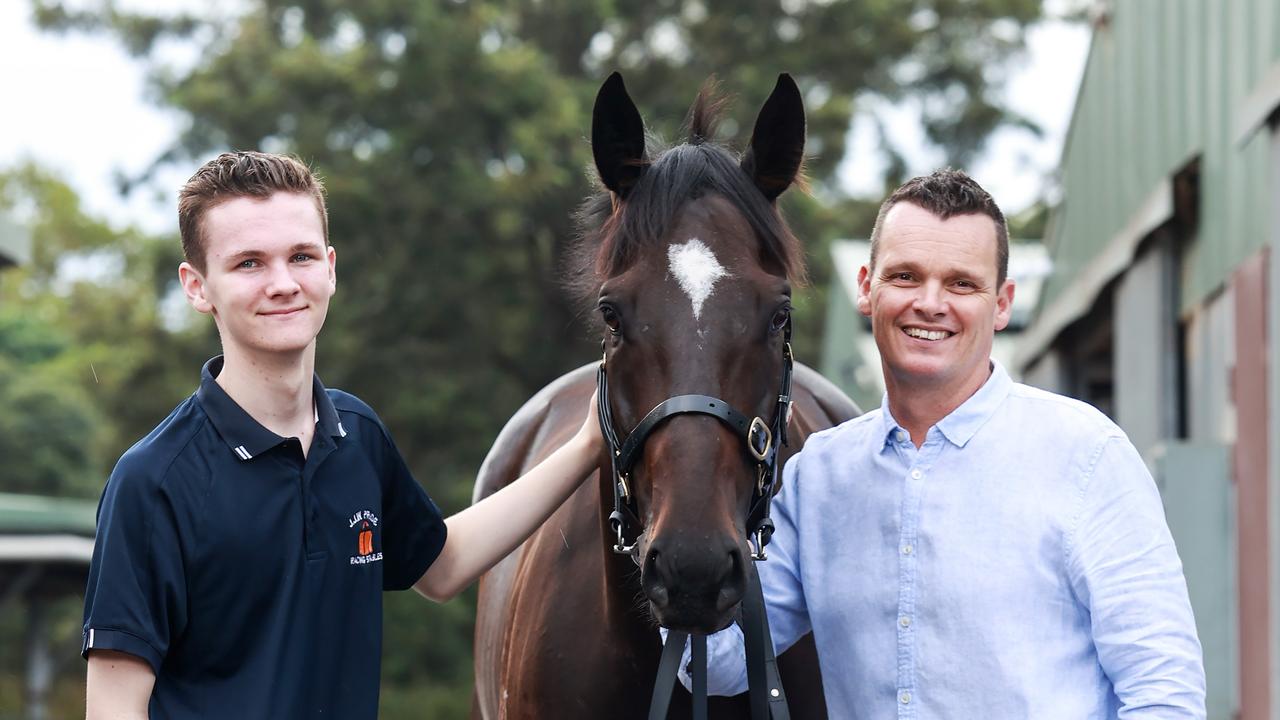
[747,417,771,462]
[617,473,631,503]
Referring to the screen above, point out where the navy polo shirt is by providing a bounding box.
[82,357,447,718]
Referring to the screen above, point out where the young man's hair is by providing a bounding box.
[868,168,1010,286]
[178,151,328,272]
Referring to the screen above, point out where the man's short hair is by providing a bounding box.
[178,151,328,272]
[868,168,1009,286]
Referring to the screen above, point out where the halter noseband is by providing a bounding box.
[595,321,794,563]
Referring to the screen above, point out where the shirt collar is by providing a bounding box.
[879,359,1013,449]
[197,356,346,461]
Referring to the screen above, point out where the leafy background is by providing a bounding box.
[1,0,1055,715]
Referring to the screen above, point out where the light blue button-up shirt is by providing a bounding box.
[692,361,1205,718]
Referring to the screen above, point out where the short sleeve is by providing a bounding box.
[81,461,188,673]
[374,428,447,591]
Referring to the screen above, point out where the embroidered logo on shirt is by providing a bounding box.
[348,509,383,565]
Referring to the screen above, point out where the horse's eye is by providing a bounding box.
[770,306,791,334]
[601,306,622,335]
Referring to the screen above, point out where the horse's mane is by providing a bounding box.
[565,81,807,307]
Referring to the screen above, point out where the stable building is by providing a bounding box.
[1015,3,1280,718]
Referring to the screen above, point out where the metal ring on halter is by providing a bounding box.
[749,526,768,561]
[614,525,635,555]
[611,513,635,555]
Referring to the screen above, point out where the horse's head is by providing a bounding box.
[574,73,806,633]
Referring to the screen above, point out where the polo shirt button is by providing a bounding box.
[899,690,911,704]
[910,469,922,480]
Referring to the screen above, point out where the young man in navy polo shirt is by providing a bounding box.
[81,151,604,718]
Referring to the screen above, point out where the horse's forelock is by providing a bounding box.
[687,77,729,145]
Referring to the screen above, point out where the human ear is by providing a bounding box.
[178,262,214,315]
[993,278,1016,331]
[327,246,337,295]
[856,265,872,317]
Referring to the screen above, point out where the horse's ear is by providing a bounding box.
[592,72,647,198]
[741,74,806,202]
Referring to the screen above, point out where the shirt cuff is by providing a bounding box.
[82,626,164,674]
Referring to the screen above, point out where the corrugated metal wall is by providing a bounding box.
[1041,0,1279,316]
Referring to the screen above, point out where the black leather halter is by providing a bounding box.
[595,320,794,561]
[595,320,796,720]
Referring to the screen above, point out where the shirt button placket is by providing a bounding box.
[897,463,924,719]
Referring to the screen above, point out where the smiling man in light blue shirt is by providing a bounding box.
[691,170,1205,718]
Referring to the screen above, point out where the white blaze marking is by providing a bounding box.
[667,238,729,321]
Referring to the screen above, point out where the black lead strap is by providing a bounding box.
[691,634,708,720]
[650,630,688,720]
[740,563,790,720]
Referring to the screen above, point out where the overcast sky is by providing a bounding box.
[0,2,1089,235]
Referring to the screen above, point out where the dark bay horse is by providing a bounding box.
[472,73,859,719]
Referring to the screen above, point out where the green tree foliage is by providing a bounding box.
[0,165,215,498]
[20,0,1043,715]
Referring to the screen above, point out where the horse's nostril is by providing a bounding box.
[642,547,671,605]
[646,547,662,573]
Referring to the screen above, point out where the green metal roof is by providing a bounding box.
[0,492,97,536]
[1023,0,1280,364]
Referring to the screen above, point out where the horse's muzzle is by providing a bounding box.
[640,534,746,633]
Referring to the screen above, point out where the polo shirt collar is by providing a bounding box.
[197,356,346,461]
[879,359,1013,449]
[313,374,347,440]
